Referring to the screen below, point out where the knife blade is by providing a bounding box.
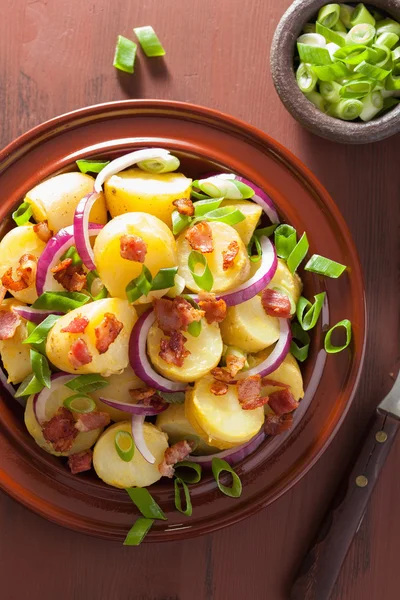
[377,370,400,417]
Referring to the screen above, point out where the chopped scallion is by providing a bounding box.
[151,267,178,291]
[296,292,326,331]
[290,322,311,362]
[346,23,375,46]
[212,457,242,498]
[297,43,332,66]
[76,160,110,174]
[30,349,51,389]
[65,374,109,394]
[113,35,137,73]
[174,461,202,484]
[134,26,165,57]
[193,197,224,217]
[61,245,82,267]
[137,155,180,174]
[15,373,44,398]
[115,431,135,462]
[304,254,346,278]
[274,224,297,260]
[23,314,61,345]
[287,232,309,274]
[172,210,191,235]
[188,251,213,292]
[296,63,318,93]
[317,4,340,29]
[12,202,33,226]
[350,4,376,28]
[316,21,346,47]
[32,291,90,312]
[174,478,192,516]
[123,518,154,546]
[63,394,96,414]
[327,98,363,120]
[324,319,352,353]
[126,487,167,520]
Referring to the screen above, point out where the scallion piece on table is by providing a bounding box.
[274,224,297,260]
[174,461,202,484]
[23,314,61,345]
[188,251,213,292]
[174,478,193,516]
[76,160,110,174]
[354,60,391,81]
[287,232,309,274]
[304,254,346,278]
[12,201,33,226]
[339,4,354,29]
[346,23,375,46]
[126,487,167,520]
[327,98,363,120]
[320,80,342,103]
[350,4,376,28]
[113,35,137,73]
[375,32,399,49]
[115,431,135,462]
[212,457,242,498]
[360,91,384,121]
[316,21,346,47]
[290,322,311,363]
[15,373,45,398]
[134,26,165,57]
[376,19,400,37]
[297,292,326,331]
[297,43,332,66]
[137,155,180,174]
[123,518,154,546]
[317,4,340,28]
[63,394,96,414]
[296,63,318,93]
[324,319,352,353]
[65,374,109,394]
[30,349,51,389]
[32,291,90,312]
[339,79,374,99]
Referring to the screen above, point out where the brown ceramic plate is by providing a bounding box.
[0,100,366,541]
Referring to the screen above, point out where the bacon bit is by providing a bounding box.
[51,258,72,274]
[173,198,194,216]
[0,310,21,340]
[261,288,292,318]
[261,378,290,389]
[268,389,299,416]
[158,440,194,478]
[52,259,87,292]
[61,315,89,334]
[94,312,123,354]
[68,338,93,369]
[74,411,110,433]
[210,367,236,384]
[68,449,93,475]
[129,387,157,402]
[159,331,190,367]
[264,413,294,436]
[198,295,226,324]
[185,221,214,253]
[120,234,147,263]
[210,380,229,396]
[226,354,246,377]
[222,240,239,271]
[33,220,53,243]
[153,297,204,335]
[42,407,78,452]
[17,254,37,287]
[237,375,263,410]
[1,268,27,292]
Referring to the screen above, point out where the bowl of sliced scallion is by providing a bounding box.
[271,1,400,143]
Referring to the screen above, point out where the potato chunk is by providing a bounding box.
[25,172,107,233]
[220,199,262,246]
[92,365,146,421]
[0,299,32,384]
[249,350,304,402]
[156,403,218,455]
[266,259,302,305]
[93,421,168,488]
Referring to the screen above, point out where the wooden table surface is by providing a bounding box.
[0,1,399,599]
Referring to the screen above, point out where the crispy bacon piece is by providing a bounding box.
[51,258,72,274]
[68,449,93,475]
[153,297,203,335]
[94,312,123,354]
[18,254,37,287]
[261,377,290,389]
[42,407,78,452]
[261,288,292,318]
[172,198,194,216]
[158,440,194,478]
[222,240,239,271]
[1,268,27,292]
[264,413,294,436]
[198,294,226,324]
[68,338,93,369]
[210,380,229,396]
[61,315,89,334]
[33,220,53,243]
[185,221,214,253]
[129,387,157,402]
[52,259,87,292]
[0,310,21,340]
[226,354,246,377]
[237,375,263,410]
[159,331,190,367]
[120,234,147,263]
[268,389,299,416]
[210,367,236,384]
[74,411,110,432]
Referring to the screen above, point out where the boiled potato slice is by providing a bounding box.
[46,298,137,376]
[266,259,302,305]
[220,295,280,353]
[185,377,264,449]
[249,349,304,402]
[176,221,250,293]
[92,364,145,421]
[147,320,223,382]
[104,168,192,227]
[220,199,262,246]
[25,172,107,233]
[0,225,47,304]
[0,299,31,384]
[93,421,168,488]
[156,403,218,455]
[24,385,102,457]
[93,212,177,299]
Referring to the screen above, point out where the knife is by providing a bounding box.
[291,370,400,600]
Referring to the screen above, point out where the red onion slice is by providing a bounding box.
[131,414,155,464]
[33,372,75,425]
[13,306,64,323]
[73,192,100,270]
[187,429,265,469]
[129,310,187,393]
[99,396,168,416]
[94,148,171,193]
[36,223,103,296]
[236,318,291,379]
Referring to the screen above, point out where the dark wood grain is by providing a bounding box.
[0,1,399,599]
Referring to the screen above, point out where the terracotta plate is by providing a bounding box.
[0,100,366,541]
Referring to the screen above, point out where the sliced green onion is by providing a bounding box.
[187,319,202,337]
[25,321,46,355]
[392,47,400,64]
[371,43,392,68]
[386,73,400,91]
[287,232,309,274]
[126,487,167,520]
[32,291,90,312]
[316,22,346,47]
[113,35,137,73]
[174,461,202,484]
[199,206,245,226]
[125,265,153,303]
[134,26,165,57]
[193,197,224,217]
[171,210,191,236]
[340,4,355,29]
[274,224,297,259]
[63,394,96,413]
[247,234,263,262]
[115,431,135,462]
[151,267,178,291]
[320,80,342,103]
[255,225,278,239]
[76,160,110,174]
[324,319,352,353]
[297,33,326,47]
[376,19,400,37]
[86,270,108,300]
[188,251,213,292]
[197,177,253,200]
[305,90,326,110]
[354,60,391,81]
[326,42,341,60]
[297,43,332,66]
[61,245,82,267]
[327,98,363,120]
[339,79,374,99]
[333,20,347,33]
[123,518,154,546]
[296,63,318,93]
[296,292,326,331]
[212,457,242,498]
[360,91,384,121]
[333,45,370,65]
[174,478,192,516]
[350,4,376,28]
[12,202,33,226]
[15,373,44,398]
[376,32,399,49]
[303,23,316,34]
[158,390,185,404]
[137,155,180,174]
[65,374,109,394]
[191,189,210,201]
[290,322,310,362]
[311,62,349,81]
[272,285,296,315]
[23,314,61,345]
[346,24,375,46]
[30,349,51,389]
[304,254,346,278]
[317,4,340,28]
[378,95,400,115]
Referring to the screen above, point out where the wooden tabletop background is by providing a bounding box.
[0,1,399,599]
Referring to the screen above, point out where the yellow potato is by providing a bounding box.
[176,221,250,293]
[93,212,177,299]
[147,319,223,382]
[25,172,107,233]
[220,199,262,246]
[249,349,304,402]
[0,225,47,303]
[185,377,264,449]
[0,299,31,384]
[220,295,280,353]
[104,168,192,227]
[267,258,302,305]
[93,421,168,488]
[92,364,145,421]
[46,298,137,376]
[156,403,218,455]
[24,385,102,457]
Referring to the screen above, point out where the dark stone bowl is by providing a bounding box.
[270,0,400,143]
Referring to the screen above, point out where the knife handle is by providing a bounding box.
[290,410,400,600]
